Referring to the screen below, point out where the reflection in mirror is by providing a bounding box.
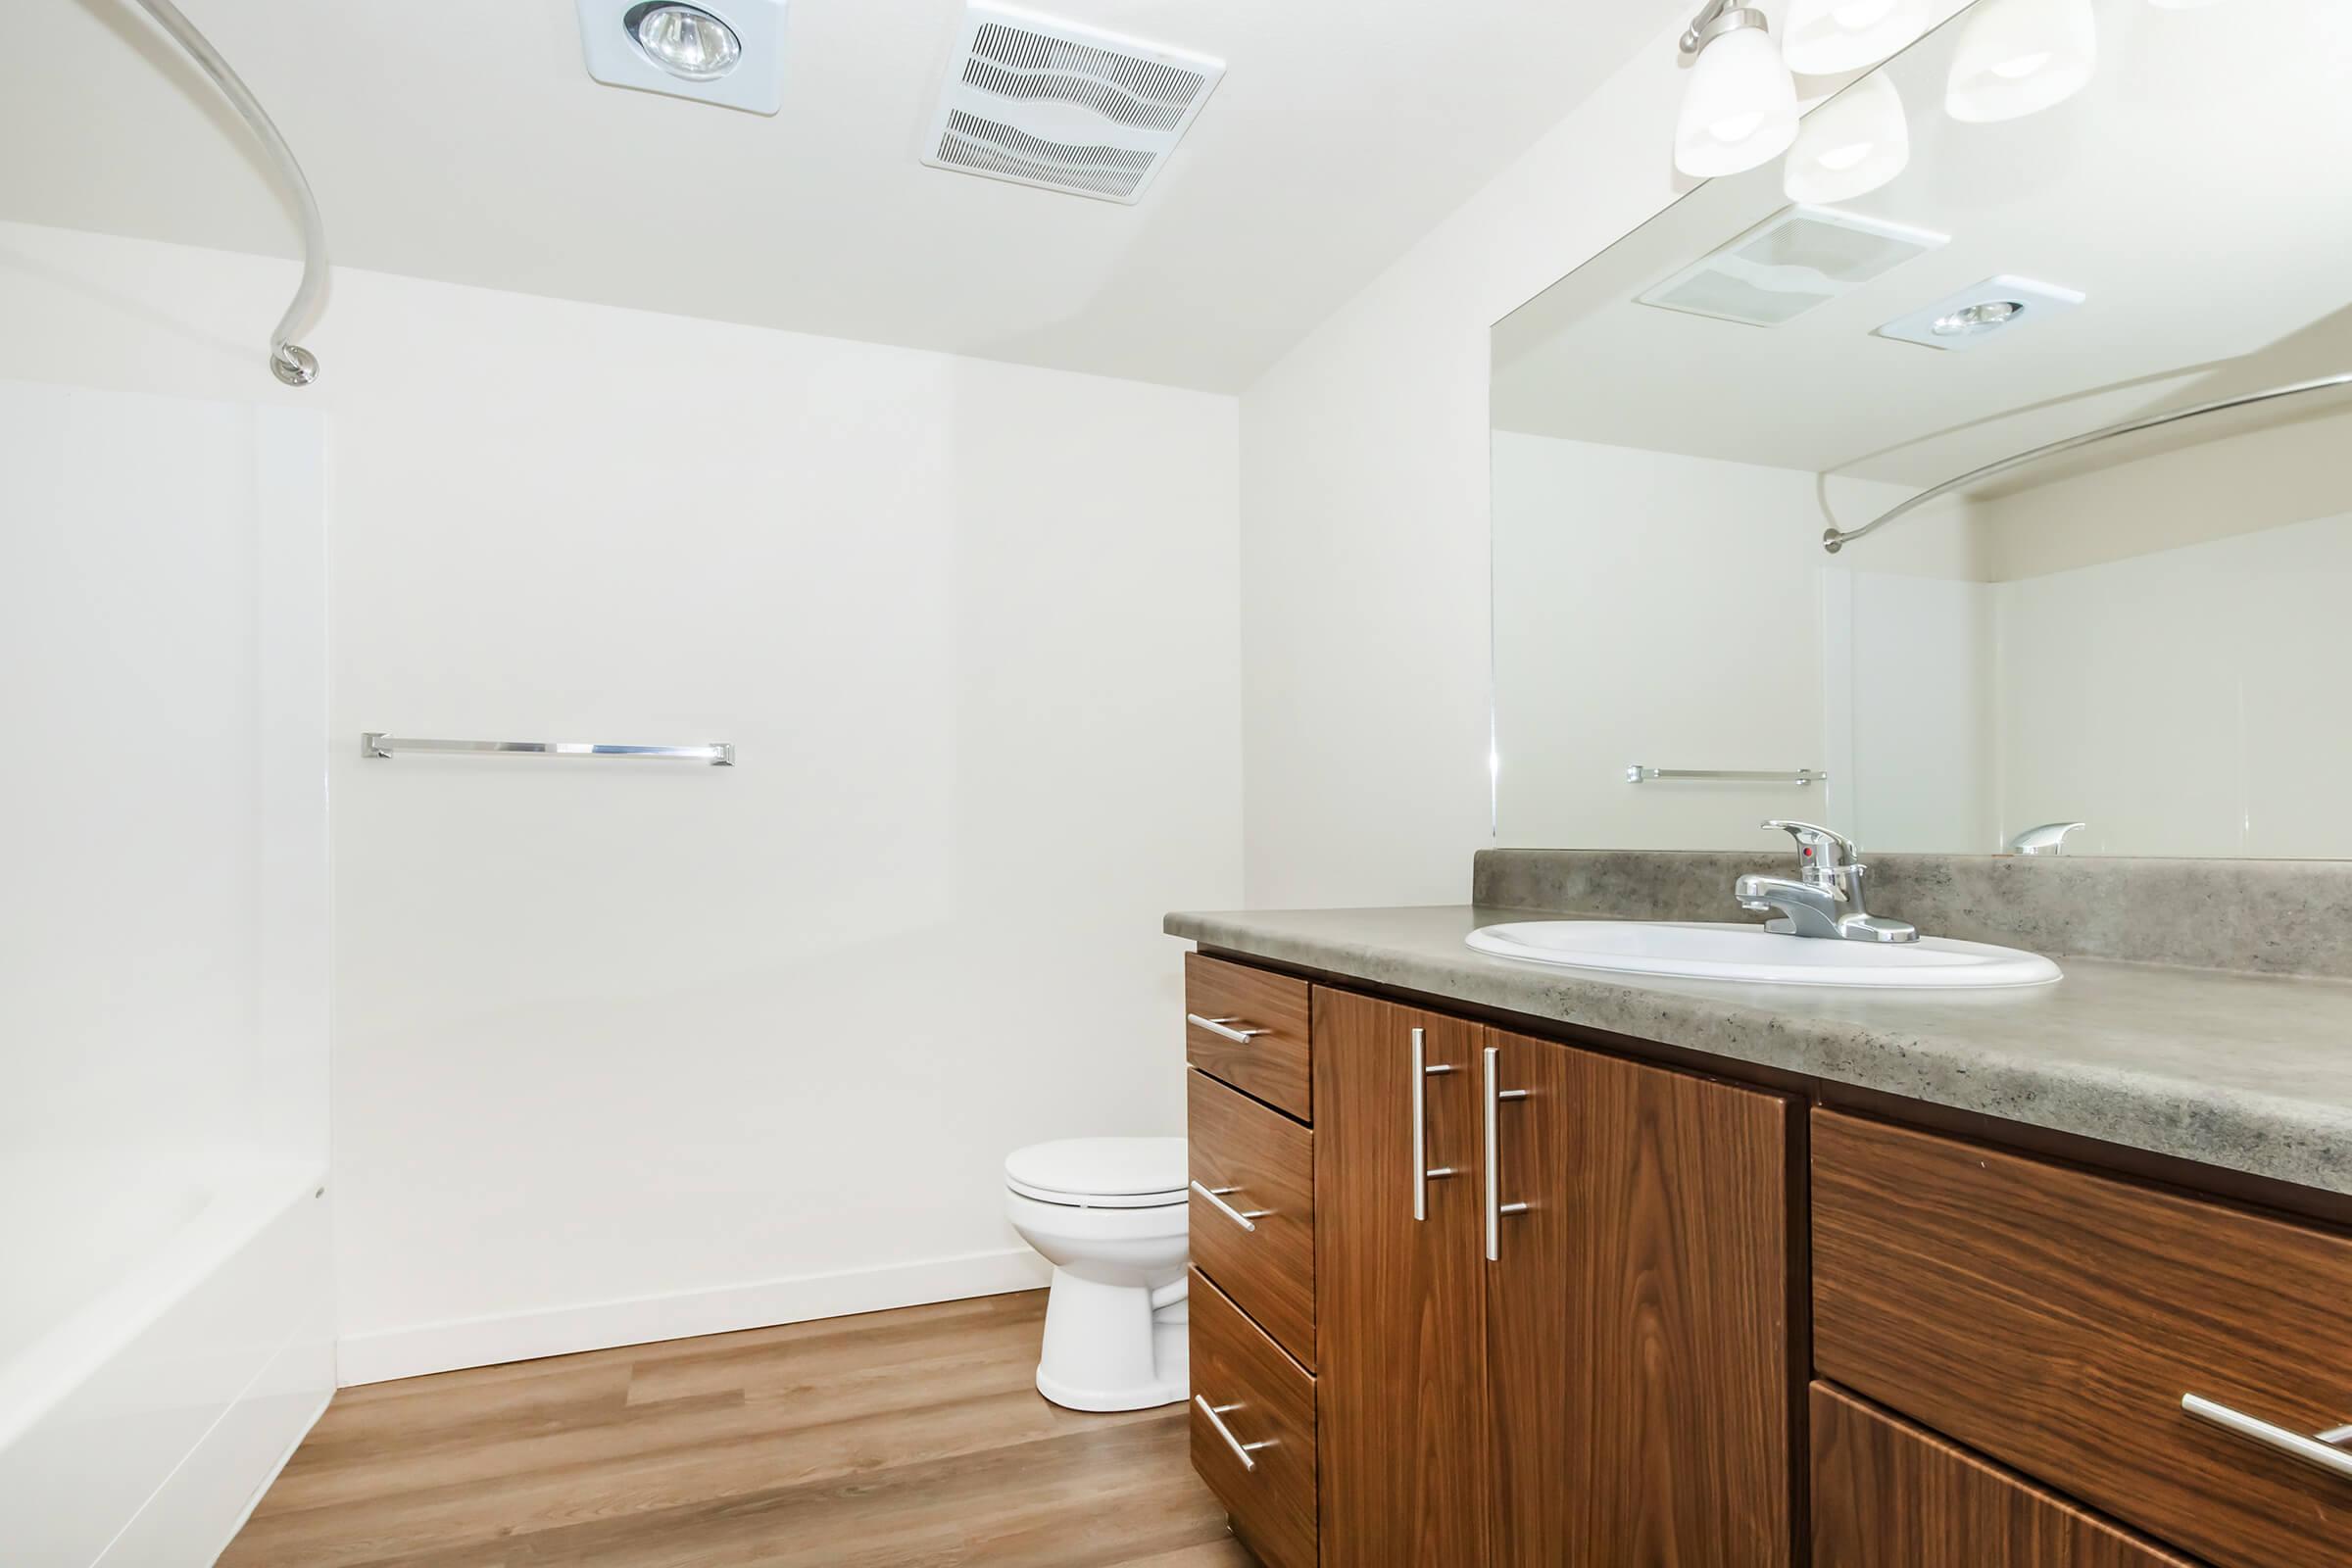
[1491,0,2352,859]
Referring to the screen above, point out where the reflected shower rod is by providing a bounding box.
[1822,371,2352,555]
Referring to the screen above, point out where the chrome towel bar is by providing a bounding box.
[1627,765,1827,786]
[362,734,734,765]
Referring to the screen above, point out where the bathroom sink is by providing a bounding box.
[1465,921,2060,989]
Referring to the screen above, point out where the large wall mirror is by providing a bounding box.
[1492,0,2349,858]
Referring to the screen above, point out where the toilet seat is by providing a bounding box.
[1004,1137,1187,1209]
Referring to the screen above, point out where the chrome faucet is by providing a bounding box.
[1735,820,1918,944]
[2009,821,2086,856]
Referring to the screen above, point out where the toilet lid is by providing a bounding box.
[1004,1137,1188,1207]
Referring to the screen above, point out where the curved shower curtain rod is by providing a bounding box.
[130,0,325,386]
[1821,371,2352,554]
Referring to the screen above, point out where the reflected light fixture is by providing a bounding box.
[1677,2,1801,177]
[1782,0,1931,74]
[1784,73,1909,201]
[1945,0,2097,122]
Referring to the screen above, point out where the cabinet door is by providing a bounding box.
[1312,988,1488,1566]
[1812,1383,2198,1567]
[1485,1030,1793,1567]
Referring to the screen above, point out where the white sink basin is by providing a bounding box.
[1465,920,2060,990]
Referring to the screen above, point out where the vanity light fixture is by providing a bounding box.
[1944,0,2097,123]
[1784,73,1909,203]
[1782,0,1931,74]
[575,0,786,114]
[1676,2,1801,178]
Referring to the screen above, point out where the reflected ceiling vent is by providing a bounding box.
[1638,205,1947,328]
[920,5,1224,205]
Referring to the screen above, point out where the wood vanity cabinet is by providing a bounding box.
[1481,1027,1792,1567]
[1812,1109,2352,1568]
[1313,991,1490,1563]
[1184,949,2352,1568]
[1186,959,1796,1568]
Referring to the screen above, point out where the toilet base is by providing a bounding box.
[1033,1267,1190,1412]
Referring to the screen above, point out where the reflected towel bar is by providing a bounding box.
[363,734,734,765]
[1822,370,2352,554]
[1627,765,1826,786]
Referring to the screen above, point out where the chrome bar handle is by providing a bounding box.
[1483,1045,1530,1262]
[2182,1395,2352,1482]
[1411,1027,1458,1222]
[1195,1396,1275,1471]
[1187,1014,1267,1046]
[1189,1180,1271,1233]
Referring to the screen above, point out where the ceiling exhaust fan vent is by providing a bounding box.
[922,5,1224,205]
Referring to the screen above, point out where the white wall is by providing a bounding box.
[1824,569,2000,854]
[1995,509,2352,858]
[1981,405,2352,579]
[1492,434,1936,850]
[1237,4,1974,906]
[1,221,1244,1382]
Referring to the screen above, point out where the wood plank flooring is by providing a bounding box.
[224,1291,1252,1568]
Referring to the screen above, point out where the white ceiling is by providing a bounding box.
[1,0,1688,393]
[1493,0,2352,486]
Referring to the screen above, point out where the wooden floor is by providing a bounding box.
[224,1291,1251,1567]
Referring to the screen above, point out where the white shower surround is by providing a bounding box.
[0,378,331,1560]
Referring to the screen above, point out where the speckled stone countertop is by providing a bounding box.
[1163,903,2352,1200]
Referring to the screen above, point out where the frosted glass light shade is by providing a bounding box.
[1783,0,1931,74]
[1676,25,1801,177]
[1945,0,2097,122]
[1785,74,1910,202]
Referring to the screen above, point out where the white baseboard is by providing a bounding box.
[336,1247,1054,1386]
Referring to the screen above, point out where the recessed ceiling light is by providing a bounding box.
[576,0,785,115]
[1878,275,2084,351]
[1932,300,2025,338]
[628,3,741,81]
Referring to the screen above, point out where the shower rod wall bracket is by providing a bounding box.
[131,0,326,386]
[1823,371,2352,554]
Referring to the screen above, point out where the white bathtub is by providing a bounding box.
[0,1157,333,1566]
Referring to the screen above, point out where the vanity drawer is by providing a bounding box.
[1188,1069,1314,1368]
[1812,1383,2197,1567]
[1184,953,1311,1121]
[1813,1110,2352,1568]
[1189,1266,1315,1568]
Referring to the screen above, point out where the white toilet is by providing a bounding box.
[1004,1137,1191,1412]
